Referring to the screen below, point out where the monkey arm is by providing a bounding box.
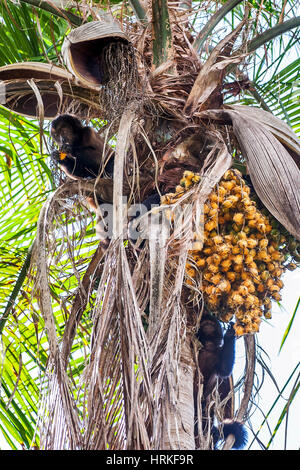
[50,147,87,179]
[216,322,236,378]
[51,116,110,179]
[51,145,102,179]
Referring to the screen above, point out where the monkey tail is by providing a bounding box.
[212,420,248,450]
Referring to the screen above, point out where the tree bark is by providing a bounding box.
[161,332,196,450]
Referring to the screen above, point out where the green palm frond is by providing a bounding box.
[0,1,67,65]
[256,58,300,131]
[232,57,300,134]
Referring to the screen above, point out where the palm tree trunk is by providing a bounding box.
[161,332,196,450]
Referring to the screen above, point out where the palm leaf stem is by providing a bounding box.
[129,0,148,24]
[193,0,243,53]
[18,0,83,26]
[248,84,273,113]
[151,0,174,69]
[247,16,300,53]
[226,17,300,77]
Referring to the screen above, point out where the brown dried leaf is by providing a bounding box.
[184,21,245,116]
[227,104,300,157]
[0,61,73,81]
[229,110,300,240]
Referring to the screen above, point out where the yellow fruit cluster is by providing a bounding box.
[161,169,298,336]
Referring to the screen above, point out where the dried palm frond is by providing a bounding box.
[61,15,130,88]
[29,98,237,449]
[31,182,90,449]
[0,62,102,119]
[197,106,300,241]
[30,107,153,450]
[1,78,101,119]
[0,62,73,81]
[227,105,300,158]
[184,19,247,116]
[229,110,300,242]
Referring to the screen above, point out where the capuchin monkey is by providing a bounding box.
[196,314,247,450]
[50,114,114,180]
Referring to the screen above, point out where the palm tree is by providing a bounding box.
[0,0,299,450]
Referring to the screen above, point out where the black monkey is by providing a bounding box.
[50,114,114,180]
[50,114,162,244]
[197,314,236,398]
[196,314,247,450]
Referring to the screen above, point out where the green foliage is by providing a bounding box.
[256,59,300,132]
[0,1,67,64]
[232,57,300,135]
[0,107,51,448]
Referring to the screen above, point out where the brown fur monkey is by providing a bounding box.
[196,314,247,450]
[50,114,114,180]
[49,114,161,243]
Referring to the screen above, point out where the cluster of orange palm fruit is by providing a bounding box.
[161,168,298,336]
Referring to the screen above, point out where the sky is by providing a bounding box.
[230,4,300,451]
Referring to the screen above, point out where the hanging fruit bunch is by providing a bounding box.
[161,168,299,336]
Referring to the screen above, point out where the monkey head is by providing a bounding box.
[51,114,83,147]
[196,314,223,347]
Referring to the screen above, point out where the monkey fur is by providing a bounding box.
[50,115,163,244]
[197,314,236,398]
[50,114,114,180]
[212,420,248,450]
[196,314,247,450]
